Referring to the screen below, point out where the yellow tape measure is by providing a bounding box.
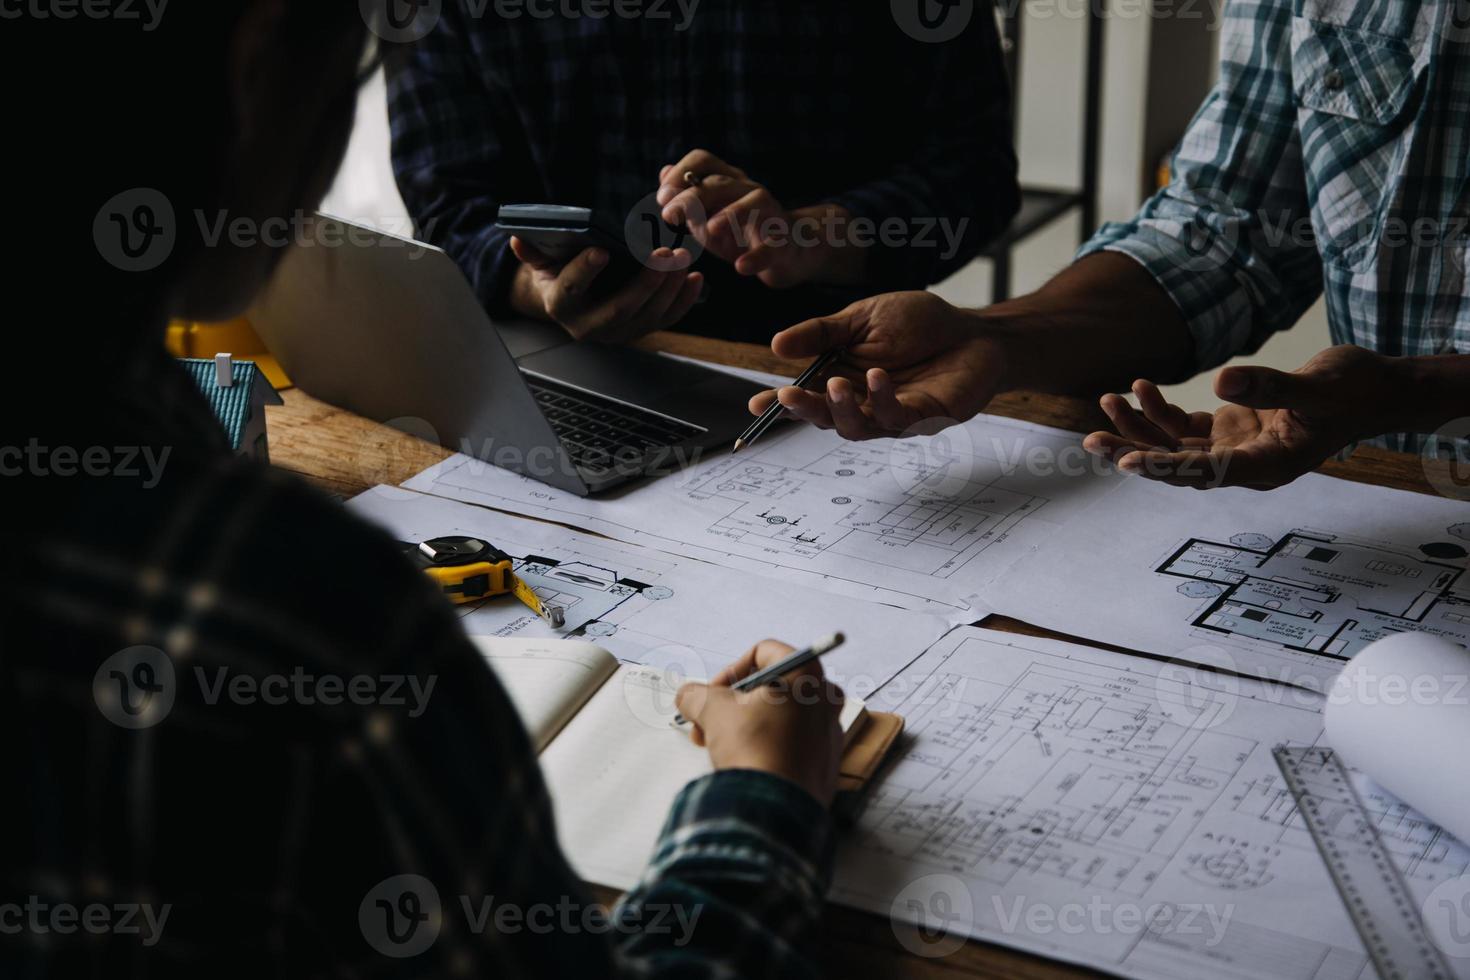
[402,536,566,628]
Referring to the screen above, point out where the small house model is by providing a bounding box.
[178,353,283,462]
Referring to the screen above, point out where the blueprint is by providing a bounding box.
[402,413,1124,620]
[347,486,952,698]
[983,473,1470,687]
[831,628,1378,980]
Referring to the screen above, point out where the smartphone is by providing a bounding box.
[496,204,643,289]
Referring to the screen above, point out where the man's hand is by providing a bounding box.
[749,292,1006,440]
[675,639,845,807]
[508,237,703,343]
[1082,345,1400,490]
[655,149,865,288]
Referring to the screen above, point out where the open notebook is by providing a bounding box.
[473,636,898,890]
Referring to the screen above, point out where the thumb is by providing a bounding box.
[676,681,731,746]
[771,303,864,360]
[1215,365,1334,414]
[509,235,561,273]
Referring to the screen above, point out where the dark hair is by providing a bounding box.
[8,4,368,323]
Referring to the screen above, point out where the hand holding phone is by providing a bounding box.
[499,205,704,343]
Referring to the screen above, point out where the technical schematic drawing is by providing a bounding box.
[830,628,1378,980]
[679,437,1047,580]
[1156,529,1470,659]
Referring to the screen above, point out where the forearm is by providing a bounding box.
[613,770,832,976]
[977,252,1197,396]
[1381,353,1470,437]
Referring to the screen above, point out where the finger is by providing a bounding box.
[864,369,913,432]
[710,639,797,688]
[748,389,780,416]
[1083,430,1152,463]
[662,177,751,227]
[827,377,887,441]
[1116,448,1279,490]
[509,236,562,273]
[1216,365,1332,415]
[658,271,704,329]
[617,267,691,340]
[707,189,776,255]
[675,681,728,748]
[551,247,610,300]
[1100,392,1176,449]
[771,306,863,360]
[775,386,836,428]
[562,260,670,338]
[1132,380,1199,442]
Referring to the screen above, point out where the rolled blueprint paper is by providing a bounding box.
[1325,632,1470,844]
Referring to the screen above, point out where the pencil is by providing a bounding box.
[672,632,846,726]
[733,348,844,453]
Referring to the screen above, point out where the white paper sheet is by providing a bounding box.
[401,413,1125,620]
[348,485,952,699]
[831,627,1379,980]
[982,473,1470,688]
[1326,631,1470,844]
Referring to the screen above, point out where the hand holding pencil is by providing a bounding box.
[674,637,847,806]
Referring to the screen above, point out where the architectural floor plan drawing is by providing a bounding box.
[346,486,951,698]
[676,436,1047,580]
[403,413,1124,618]
[832,628,1373,980]
[1157,530,1470,660]
[983,472,1470,685]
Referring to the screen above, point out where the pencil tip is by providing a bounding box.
[732,439,745,453]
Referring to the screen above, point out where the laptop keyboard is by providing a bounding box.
[526,377,705,473]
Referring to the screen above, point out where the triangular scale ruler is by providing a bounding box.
[1274,745,1454,980]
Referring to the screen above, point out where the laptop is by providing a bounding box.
[248,214,767,495]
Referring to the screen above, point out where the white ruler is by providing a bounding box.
[1274,745,1454,980]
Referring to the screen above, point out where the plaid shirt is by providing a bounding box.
[1083,0,1468,454]
[1,346,833,977]
[386,0,1016,339]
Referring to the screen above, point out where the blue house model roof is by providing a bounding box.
[177,357,281,452]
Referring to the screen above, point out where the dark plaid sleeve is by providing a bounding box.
[614,770,834,975]
[385,4,531,317]
[828,12,1019,290]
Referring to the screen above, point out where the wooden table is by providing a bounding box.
[266,331,1443,980]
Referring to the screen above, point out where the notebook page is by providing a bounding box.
[470,636,618,752]
[541,664,866,890]
[540,664,710,890]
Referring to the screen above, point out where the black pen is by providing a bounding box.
[733,348,844,453]
[672,632,845,726]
